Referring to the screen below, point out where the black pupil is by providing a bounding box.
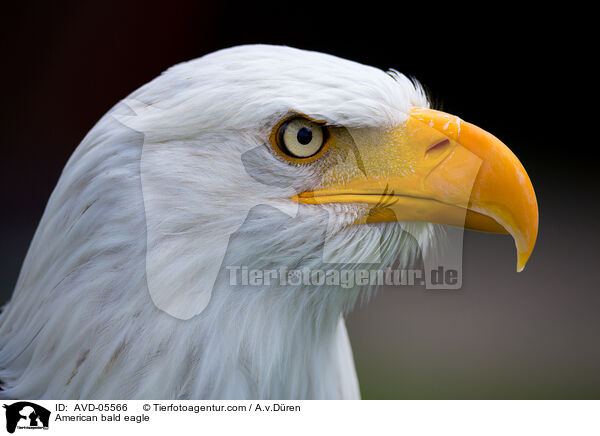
[296,127,313,145]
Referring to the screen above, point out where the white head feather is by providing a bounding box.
[0,45,436,399]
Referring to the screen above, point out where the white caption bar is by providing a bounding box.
[1,400,598,436]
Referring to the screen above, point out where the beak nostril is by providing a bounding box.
[426,139,450,155]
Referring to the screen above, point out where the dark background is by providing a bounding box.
[1,2,594,398]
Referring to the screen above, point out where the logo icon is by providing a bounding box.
[2,402,50,433]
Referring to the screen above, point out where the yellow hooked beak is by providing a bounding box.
[292,108,538,272]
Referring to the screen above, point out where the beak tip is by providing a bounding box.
[516,246,534,273]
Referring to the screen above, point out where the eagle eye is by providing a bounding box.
[275,117,327,160]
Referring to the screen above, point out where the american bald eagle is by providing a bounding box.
[0,45,537,399]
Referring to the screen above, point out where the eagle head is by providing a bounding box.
[0,45,537,399]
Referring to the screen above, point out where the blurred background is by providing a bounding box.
[0,1,594,398]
